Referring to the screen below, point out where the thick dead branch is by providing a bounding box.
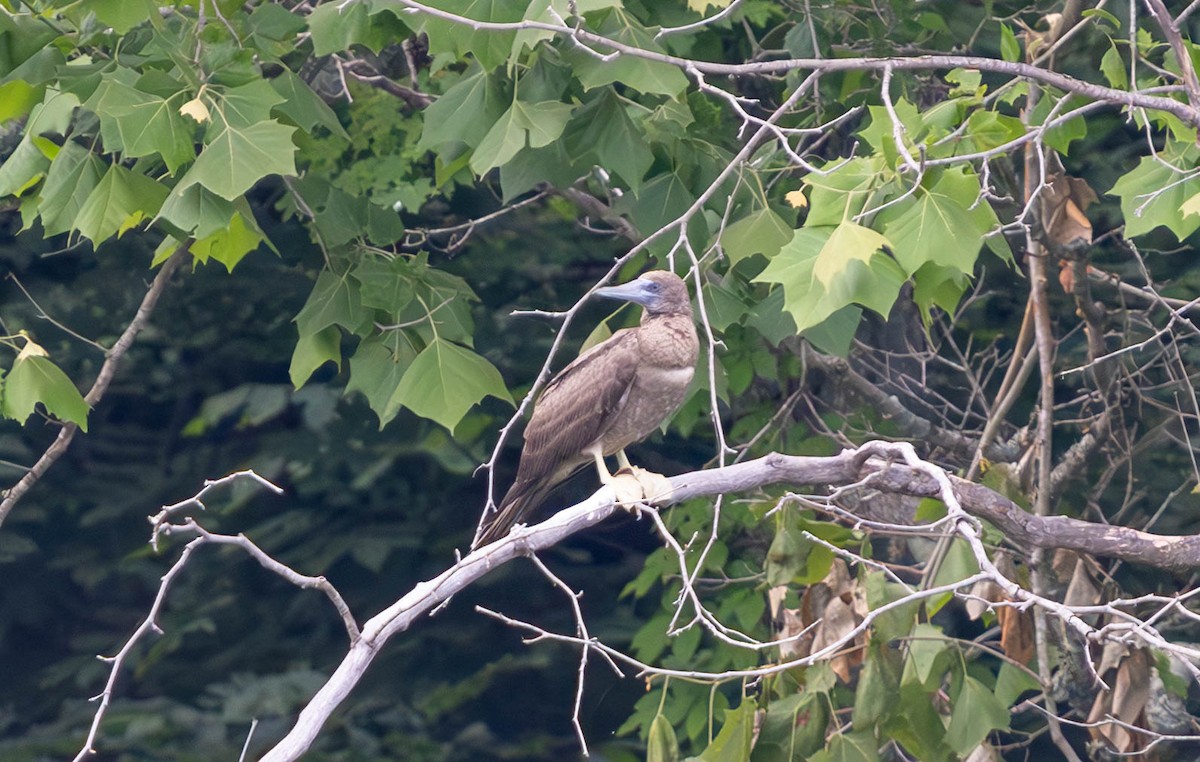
[259,442,1200,761]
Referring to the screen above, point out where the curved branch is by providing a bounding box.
[260,441,1200,761]
[385,0,1200,129]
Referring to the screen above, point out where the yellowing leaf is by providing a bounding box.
[190,210,264,271]
[812,221,889,285]
[180,96,211,123]
[15,337,48,361]
[785,189,808,208]
[1180,192,1200,218]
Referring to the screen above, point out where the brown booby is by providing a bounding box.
[473,270,699,548]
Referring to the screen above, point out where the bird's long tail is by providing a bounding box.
[472,480,551,549]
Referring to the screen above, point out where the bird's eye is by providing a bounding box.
[645,280,661,292]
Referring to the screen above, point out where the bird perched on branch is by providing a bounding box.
[473,270,699,549]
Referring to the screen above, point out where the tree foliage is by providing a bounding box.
[4,0,1200,760]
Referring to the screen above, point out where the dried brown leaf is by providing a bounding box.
[997,605,1035,665]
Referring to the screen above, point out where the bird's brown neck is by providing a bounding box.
[638,312,698,369]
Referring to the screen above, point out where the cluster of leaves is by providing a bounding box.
[5,0,1200,759]
[0,0,517,436]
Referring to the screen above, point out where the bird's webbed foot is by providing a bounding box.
[607,465,674,509]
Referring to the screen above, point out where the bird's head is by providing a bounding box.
[594,271,690,316]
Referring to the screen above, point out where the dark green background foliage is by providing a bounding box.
[3,0,1200,760]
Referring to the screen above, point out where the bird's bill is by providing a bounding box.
[593,278,658,307]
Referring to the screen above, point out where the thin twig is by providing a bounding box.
[0,243,191,530]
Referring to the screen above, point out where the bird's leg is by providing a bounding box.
[615,449,633,474]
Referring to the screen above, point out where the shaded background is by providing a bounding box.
[0,194,703,760]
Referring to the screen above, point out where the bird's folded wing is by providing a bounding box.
[516,328,641,485]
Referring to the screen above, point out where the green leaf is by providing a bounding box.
[765,518,808,587]
[82,0,154,33]
[906,623,950,690]
[804,157,884,227]
[648,713,680,762]
[1029,95,1087,154]
[352,257,415,316]
[812,221,889,284]
[295,270,367,336]
[290,325,342,388]
[999,23,1020,62]
[0,139,50,198]
[928,538,976,616]
[26,89,81,138]
[627,170,696,234]
[852,642,901,728]
[37,142,106,236]
[2,355,90,431]
[810,732,880,762]
[994,661,1040,708]
[156,183,237,238]
[308,1,407,55]
[419,69,506,151]
[211,79,285,129]
[175,119,297,201]
[877,167,992,276]
[390,338,513,432]
[751,692,829,761]
[944,676,1010,755]
[0,80,41,123]
[753,226,905,333]
[698,700,755,762]
[857,103,921,167]
[1083,8,1122,29]
[701,281,748,332]
[247,2,307,41]
[85,73,196,173]
[912,262,971,326]
[346,333,418,427]
[886,679,953,762]
[863,571,919,643]
[190,209,265,271]
[75,164,169,243]
[499,142,581,202]
[414,0,522,72]
[1110,148,1200,241]
[945,69,982,97]
[720,207,794,264]
[1100,42,1128,90]
[563,90,653,191]
[802,306,861,356]
[566,13,688,96]
[960,110,1024,153]
[470,99,575,174]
